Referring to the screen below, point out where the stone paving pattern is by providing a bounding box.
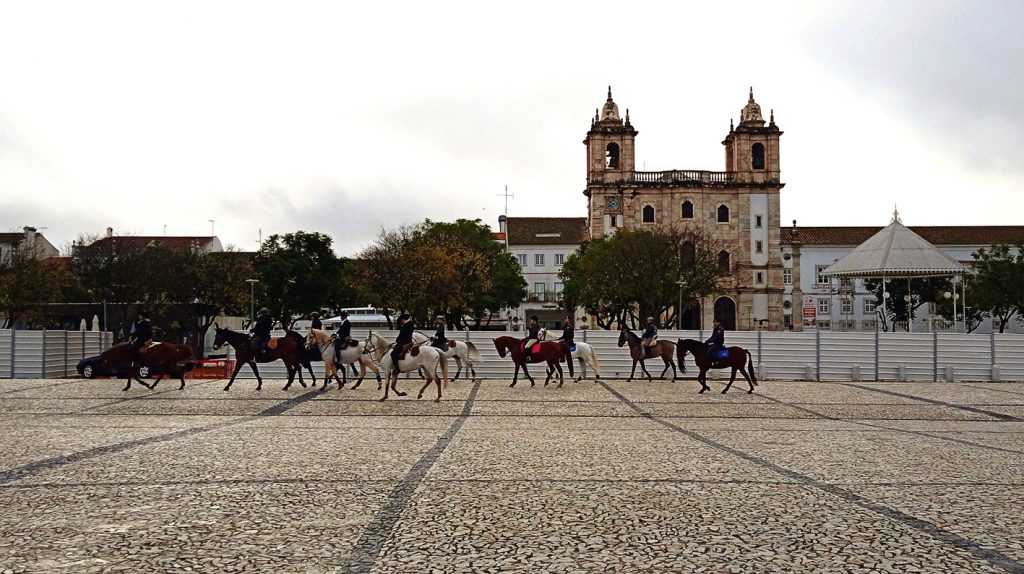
[1,376,1022,573]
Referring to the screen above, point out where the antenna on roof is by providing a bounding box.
[495,185,514,217]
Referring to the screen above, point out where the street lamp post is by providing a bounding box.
[246,279,260,324]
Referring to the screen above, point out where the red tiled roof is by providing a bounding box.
[782,226,1024,246]
[506,217,587,246]
[41,256,71,270]
[87,236,218,249]
[491,232,507,240]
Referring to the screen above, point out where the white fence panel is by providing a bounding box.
[0,330,12,377]
[821,332,876,381]
[994,334,1024,381]
[761,332,816,380]
[43,330,68,377]
[12,331,44,378]
[879,333,934,381]
[937,334,991,381]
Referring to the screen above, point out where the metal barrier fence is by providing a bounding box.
[2,329,1022,382]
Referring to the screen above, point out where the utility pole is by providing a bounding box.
[495,185,514,216]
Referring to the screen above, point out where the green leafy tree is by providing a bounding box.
[970,243,1024,332]
[560,226,725,329]
[254,231,344,329]
[933,280,983,333]
[0,244,66,328]
[865,277,951,332]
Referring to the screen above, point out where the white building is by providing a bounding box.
[781,224,1024,334]
[0,226,59,263]
[500,215,587,330]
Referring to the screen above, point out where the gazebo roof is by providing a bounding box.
[823,211,970,278]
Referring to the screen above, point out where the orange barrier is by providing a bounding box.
[188,359,234,379]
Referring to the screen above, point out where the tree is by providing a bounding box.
[970,243,1024,333]
[559,226,726,329]
[253,232,344,329]
[933,280,983,333]
[190,250,257,349]
[0,244,66,328]
[864,277,950,331]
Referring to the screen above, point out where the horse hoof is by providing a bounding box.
[379,397,387,402]
[721,390,727,394]
[222,386,230,392]
[434,398,440,403]
[417,393,423,399]
[748,390,754,394]
[397,392,408,397]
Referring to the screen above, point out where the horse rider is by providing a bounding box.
[250,308,274,355]
[390,313,415,378]
[705,317,725,363]
[523,315,540,357]
[128,310,153,366]
[431,315,448,350]
[310,312,322,330]
[557,315,574,348]
[641,316,658,358]
[333,310,353,363]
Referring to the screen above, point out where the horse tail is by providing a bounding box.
[748,349,758,386]
[676,342,687,374]
[465,341,483,362]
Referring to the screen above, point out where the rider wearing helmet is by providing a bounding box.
[641,316,658,358]
[334,310,352,363]
[310,312,322,330]
[250,308,273,355]
[557,315,574,346]
[705,317,725,362]
[129,310,153,364]
[522,315,540,357]
[391,314,415,377]
[431,315,448,350]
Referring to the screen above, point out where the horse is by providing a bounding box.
[411,331,483,382]
[305,328,383,391]
[538,328,602,381]
[618,328,678,382]
[492,336,574,388]
[677,339,758,394]
[212,325,314,391]
[369,332,449,402]
[101,342,195,391]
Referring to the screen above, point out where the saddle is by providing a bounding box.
[520,342,542,355]
[267,338,281,350]
[708,348,730,364]
[568,343,577,353]
[137,340,156,354]
[448,340,457,349]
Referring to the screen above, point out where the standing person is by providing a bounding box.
[390,313,415,379]
[431,315,448,350]
[250,308,273,355]
[334,310,352,363]
[522,315,540,357]
[310,312,322,330]
[705,317,725,362]
[128,310,153,365]
[641,316,658,358]
[557,315,575,348]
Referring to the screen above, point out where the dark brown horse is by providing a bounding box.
[493,336,574,388]
[101,342,195,391]
[618,328,678,381]
[212,326,314,391]
[677,339,757,394]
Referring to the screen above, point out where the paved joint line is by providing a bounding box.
[342,379,482,574]
[964,384,1024,397]
[838,382,1021,421]
[0,379,82,395]
[597,381,1024,574]
[0,389,322,486]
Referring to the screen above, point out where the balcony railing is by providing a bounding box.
[629,170,736,184]
[525,291,563,303]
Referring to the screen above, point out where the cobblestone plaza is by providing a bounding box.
[1,377,1022,573]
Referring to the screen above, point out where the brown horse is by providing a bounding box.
[618,328,678,381]
[101,342,195,391]
[212,326,313,391]
[677,339,757,394]
[493,336,574,388]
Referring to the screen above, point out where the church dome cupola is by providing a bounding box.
[739,87,765,127]
[601,86,621,123]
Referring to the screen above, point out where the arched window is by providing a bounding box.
[718,250,730,273]
[751,143,765,170]
[681,241,695,268]
[681,201,694,219]
[605,142,620,169]
[717,205,730,223]
[642,204,655,223]
[714,297,737,330]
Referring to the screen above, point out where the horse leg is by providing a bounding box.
[178,371,186,390]
[697,367,710,393]
[223,360,246,391]
[522,363,535,387]
[510,363,520,388]
[740,367,755,394]
[283,364,295,390]
[452,356,462,381]
[435,370,442,403]
[380,370,392,402]
[122,372,132,391]
[723,367,738,394]
[543,363,553,387]
[555,361,565,388]
[151,373,165,389]
[417,373,432,400]
[628,360,638,382]
[659,359,670,380]
[640,359,653,382]
[250,362,263,391]
[392,367,407,397]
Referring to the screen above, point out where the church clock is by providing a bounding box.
[605,196,621,211]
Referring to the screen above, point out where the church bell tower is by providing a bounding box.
[722,88,782,184]
[584,87,637,184]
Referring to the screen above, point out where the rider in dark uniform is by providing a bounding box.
[129,311,153,365]
[334,310,352,363]
[310,312,322,330]
[431,315,448,350]
[391,314,415,376]
[705,317,725,362]
[557,315,574,347]
[641,317,658,358]
[250,308,273,355]
[523,315,540,357]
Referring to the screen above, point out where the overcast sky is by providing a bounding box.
[2,1,1022,255]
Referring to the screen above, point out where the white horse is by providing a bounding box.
[305,328,383,391]
[539,328,602,381]
[369,332,450,402]
[410,331,483,381]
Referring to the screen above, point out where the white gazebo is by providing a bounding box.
[823,210,970,332]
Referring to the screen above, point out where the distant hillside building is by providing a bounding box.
[584,87,784,330]
[0,226,59,263]
[85,227,224,252]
